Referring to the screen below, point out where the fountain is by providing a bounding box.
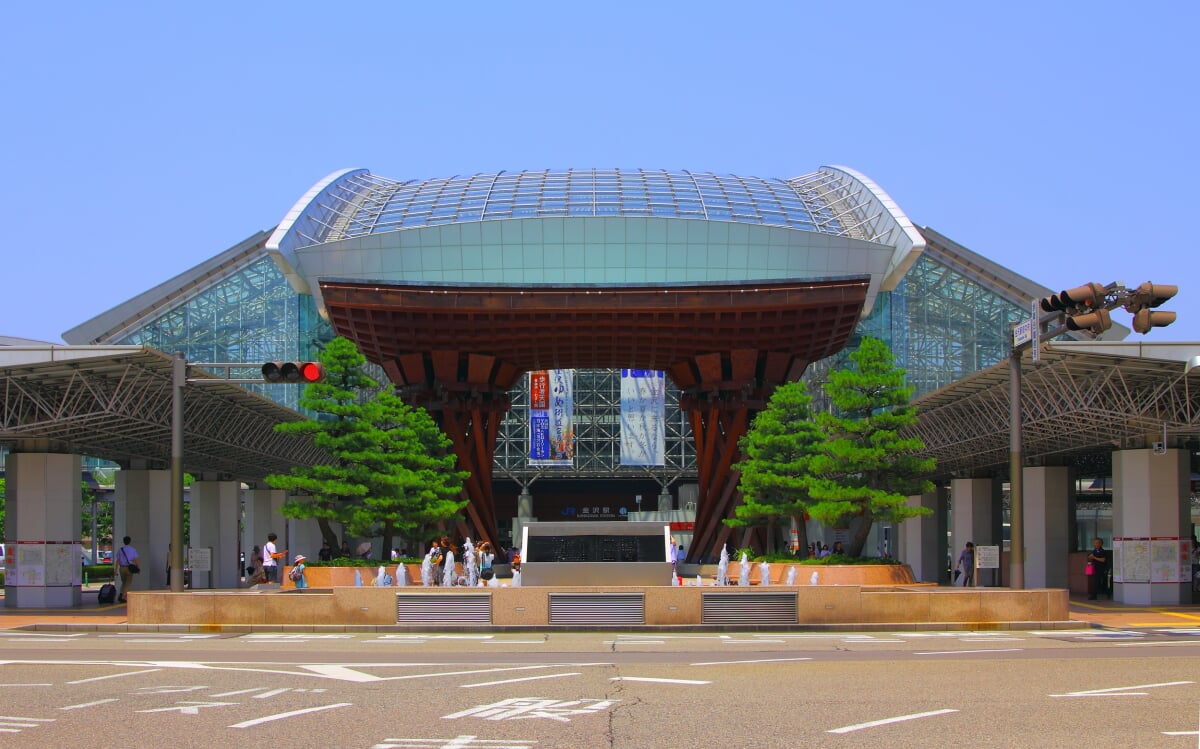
[738,552,751,587]
[441,550,456,587]
[759,561,771,587]
[717,546,730,586]
[462,538,478,588]
[420,551,433,586]
[375,566,388,586]
[511,568,522,587]
[785,566,798,586]
[395,563,408,586]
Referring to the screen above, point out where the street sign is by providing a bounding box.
[1030,300,1040,362]
[1013,318,1034,348]
[975,545,1000,569]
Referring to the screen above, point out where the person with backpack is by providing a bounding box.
[116,536,140,603]
[262,532,286,583]
[289,554,308,588]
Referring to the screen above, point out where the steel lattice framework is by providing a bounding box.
[0,347,328,481]
[492,368,696,482]
[912,341,1200,477]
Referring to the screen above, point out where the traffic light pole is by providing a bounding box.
[1008,345,1024,590]
[170,352,185,593]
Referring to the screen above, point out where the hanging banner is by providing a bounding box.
[529,369,575,466]
[620,369,666,466]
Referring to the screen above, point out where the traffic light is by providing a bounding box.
[261,361,325,383]
[1123,282,1177,335]
[1065,307,1112,333]
[1039,283,1106,313]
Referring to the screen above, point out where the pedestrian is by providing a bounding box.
[956,542,975,586]
[290,554,308,588]
[318,541,333,562]
[262,532,286,583]
[339,540,351,558]
[116,535,140,603]
[1086,537,1109,600]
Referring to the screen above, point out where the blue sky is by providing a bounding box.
[2,2,1197,343]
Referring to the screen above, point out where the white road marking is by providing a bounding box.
[1116,640,1200,647]
[228,702,353,729]
[136,701,237,714]
[0,683,51,686]
[462,673,580,688]
[827,708,959,734]
[99,633,219,640]
[913,649,1022,656]
[372,738,536,749]
[210,687,264,697]
[725,639,785,644]
[691,657,812,666]
[602,640,665,646]
[253,688,292,699]
[67,668,161,684]
[1050,680,1194,698]
[59,699,119,710]
[610,676,710,685]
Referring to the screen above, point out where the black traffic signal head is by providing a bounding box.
[261,361,325,383]
[1040,282,1106,313]
[1132,308,1176,334]
[1064,307,1112,334]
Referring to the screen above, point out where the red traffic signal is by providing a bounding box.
[1040,283,1106,313]
[261,361,325,383]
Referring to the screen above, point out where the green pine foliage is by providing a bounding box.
[728,381,823,555]
[265,337,469,558]
[806,336,935,556]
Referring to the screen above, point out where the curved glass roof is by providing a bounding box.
[317,169,849,243]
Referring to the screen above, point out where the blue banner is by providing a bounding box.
[620,369,665,466]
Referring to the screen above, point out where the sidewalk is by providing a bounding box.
[1,590,1197,632]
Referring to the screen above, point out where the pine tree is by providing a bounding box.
[265,337,468,558]
[728,381,823,556]
[806,336,935,557]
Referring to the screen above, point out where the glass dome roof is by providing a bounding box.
[320,169,848,242]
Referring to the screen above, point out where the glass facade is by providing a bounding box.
[114,255,331,410]
[804,252,1030,411]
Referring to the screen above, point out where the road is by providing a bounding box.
[0,627,1198,747]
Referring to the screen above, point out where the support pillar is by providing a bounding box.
[1023,466,1072,589]
[1112,448,1191,605]
[189,480,240,589]
[115,469,171,591]
[512,488,536,552]
[950,477,1002,586]
[901,486,948,583]
[4,453,83,608]
[243,488,286,572]
[285,495,327,562]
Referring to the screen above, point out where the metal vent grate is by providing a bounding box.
[701,592,797,625]
[396,593,492,624]
[549,593,645,625]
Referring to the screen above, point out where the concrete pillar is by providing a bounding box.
[189,480,240,589]
[1023,466,1072,589]
[901,486,948,583]
[1112,448,1190,605]
[950,477,1002,586]
[4,453,83,607]
[512,488,536,551]
[657,489,673,512]
[243,488,284,570]
[114,469,171,591]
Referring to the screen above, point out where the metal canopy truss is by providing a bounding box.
[0,346,327,481]
[912,341,1200,477]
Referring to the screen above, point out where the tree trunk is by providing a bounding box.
[845,511,875,557]
[791,515,810,560]
[317,518,340,550]
[382,519,395,561]
[766,517,776,554]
